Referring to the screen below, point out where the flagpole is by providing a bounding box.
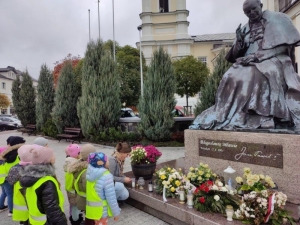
[112,0,116,61]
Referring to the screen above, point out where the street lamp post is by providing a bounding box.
[137,25,143,96]
[112,0,116,61]
[88,9,91,41]
[98,0,100,40]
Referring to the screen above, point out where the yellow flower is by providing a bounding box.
[198,170,204,175]
[212,173,217,177]
[247,179,255,186]
[170,187,176,192]
[171,169,176,173]
[236,176,243,184]
[160,175,166,180]
[205,173,211,178]
[243,167,251,174]
[167,167,171,171]
[197,176,202,181]
[259,174,265,179]
[169,178,173,182]
[175,180,181,187]
[265,175,272,183]
[203,164,209,168]
[253,174,260,183]
[199,162,203,166]
[189,167,194,171]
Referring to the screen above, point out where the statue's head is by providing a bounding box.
[243,0,263,23]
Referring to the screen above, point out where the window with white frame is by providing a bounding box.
[198,57,207,65]
[2,82,6,89]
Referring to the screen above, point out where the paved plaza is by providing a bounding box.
[0,130,185,225]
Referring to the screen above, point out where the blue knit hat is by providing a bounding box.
[88,152,107,168]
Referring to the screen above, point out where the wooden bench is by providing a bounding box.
[20,124,36,136]
[57,127,82,143]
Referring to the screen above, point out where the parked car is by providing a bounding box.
[0,117,22,131]
[121,108,138,118]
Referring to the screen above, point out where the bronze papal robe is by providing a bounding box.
[190,10,300,131]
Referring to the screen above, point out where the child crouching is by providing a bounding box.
[86,152,120,225]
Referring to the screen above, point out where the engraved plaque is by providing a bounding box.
[199,139,283,168]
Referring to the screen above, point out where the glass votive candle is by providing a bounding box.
[132,178,136,188]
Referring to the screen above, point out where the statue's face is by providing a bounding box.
[243,0,263,22]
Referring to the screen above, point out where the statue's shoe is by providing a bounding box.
[260,119,275,129]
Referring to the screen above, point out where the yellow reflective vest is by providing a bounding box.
[12,181,28,222]
[0,157,20,184]
[85,170,113,220]
[25,176,64,225]
[65,172,75,193]
[74,169,86,197]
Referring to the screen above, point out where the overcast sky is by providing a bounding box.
[0,0,248,79]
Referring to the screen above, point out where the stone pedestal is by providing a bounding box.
[185,130,300,204]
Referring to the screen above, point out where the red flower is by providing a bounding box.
[194,188,199,194]
[199,197,205,204]
[207,180,213,186]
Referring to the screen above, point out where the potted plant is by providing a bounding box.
[130,145,162,180]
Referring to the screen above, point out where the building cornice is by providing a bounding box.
[141,21,190,29]
[136,38,194,47]
[140,10,189,19]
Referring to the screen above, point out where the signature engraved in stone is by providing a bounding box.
[234,147,253,160]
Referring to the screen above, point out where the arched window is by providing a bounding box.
[159,0,169,13]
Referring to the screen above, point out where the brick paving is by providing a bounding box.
[0,130,184,225]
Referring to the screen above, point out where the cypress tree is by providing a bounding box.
[36,64,55,131]
[18,71,36,126]
[77,39,121,138]
[194,49,232,116]
[11,76,22,117]
[52,61,80,132]
[138,47,176,141]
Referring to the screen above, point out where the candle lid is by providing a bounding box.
[226,205,233,209]
[223,166,236,174]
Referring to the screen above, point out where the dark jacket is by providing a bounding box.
[20,164,67,225]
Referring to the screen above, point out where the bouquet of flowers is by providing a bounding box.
[235,190,295,225]
[130,145,162,165]
[193,180,240,214]
[186,162,217,187]
[236,167,276,192]
[153,166,184,198]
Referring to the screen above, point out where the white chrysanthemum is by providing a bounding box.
[217,181,223,187]
[214,195,220,201]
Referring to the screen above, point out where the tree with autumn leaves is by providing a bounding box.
[0,94,10,113]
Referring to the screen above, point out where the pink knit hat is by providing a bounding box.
[31,145,54,165]
[0,146,7,154]
[18,145,33,166]
[65,144,81,158]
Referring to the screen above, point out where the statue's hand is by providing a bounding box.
[236,24,246,42]
[241,54,257,65]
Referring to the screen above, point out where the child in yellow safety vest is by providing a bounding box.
[19,144,67,225]
[63,144,83,225]
[0,146,8,213]
[67,144,96,224]
[7,144,33,225]
[0,136,26,217]
[86,152,120,225]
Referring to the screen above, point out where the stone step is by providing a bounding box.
[124,158,299,225]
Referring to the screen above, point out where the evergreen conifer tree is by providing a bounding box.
[18,71,36,126]
[11,75,22,117]
[138,47,176,141]
[77,40,121,138]
[36,64,55,131]
[194,49,232,116]
[52,61,80,132]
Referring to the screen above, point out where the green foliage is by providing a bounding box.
[18,71,36,126]
[117,45,147,106]
[138,47,176,141]
[36,64,55,131]
[77,39,121,138]
[194,49,232,116]
[52,61,80,132]
[42,118,58,138]
[173,55,209,106]
[73,59,84,95]
[11,76,22,117]
[103,39,121,58]
[89,127,142,143]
